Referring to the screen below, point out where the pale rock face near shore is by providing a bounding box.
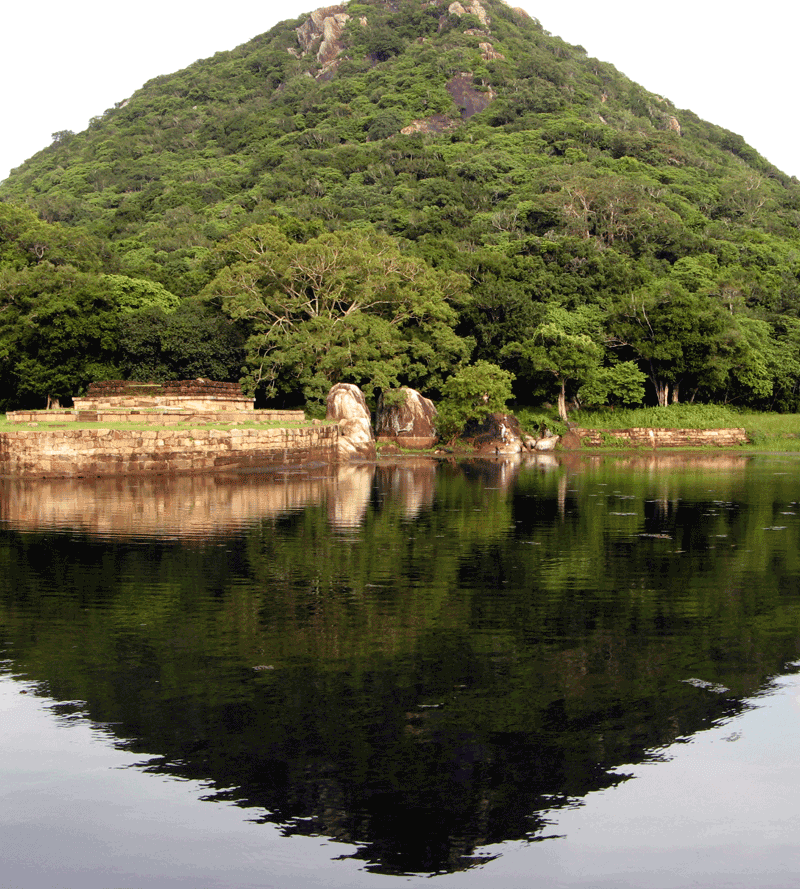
[326,383,376,460]
[326,382,370,422]
[336,417,376,460]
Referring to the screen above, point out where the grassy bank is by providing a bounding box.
[6,405,800,452]
[517,404,800,451]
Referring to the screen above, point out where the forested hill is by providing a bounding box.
[2,0,800,414]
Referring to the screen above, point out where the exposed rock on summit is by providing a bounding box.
[479,42,505,62]
[400,114,457,136]
[447,73,496,118]
[295,5,350,74]
[293,0,499,114]
[447,0,491,29]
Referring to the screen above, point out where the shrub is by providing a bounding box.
[436,361,515,442]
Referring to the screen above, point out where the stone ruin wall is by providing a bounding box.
[73,379,255,414]
[8,379,305,425]
[73,397,255,412]
[0,379,338,477]
[0,426,338,478]
[85,379,243,396]
[569,427,749,448]
[8,408,307,425]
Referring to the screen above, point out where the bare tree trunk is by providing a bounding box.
[557,382,568,422]
[671,381,680,404]
[653,380,669,407]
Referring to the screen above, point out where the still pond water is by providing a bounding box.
[3,453,800,888]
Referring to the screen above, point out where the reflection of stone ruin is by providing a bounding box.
[0,473,334,538]
[0,464,406,537]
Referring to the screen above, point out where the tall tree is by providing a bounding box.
[502,305,605,420]
[608,281,758,406]
[206,224,471,406]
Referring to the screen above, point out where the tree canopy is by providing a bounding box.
[205,224,471,407]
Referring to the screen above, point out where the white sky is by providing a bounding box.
[1,0,797,183]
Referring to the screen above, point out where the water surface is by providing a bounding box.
[2,454,800,887]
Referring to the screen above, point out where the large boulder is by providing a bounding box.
[326,383,376,460]
[336,416,376,460]
[559,430,583,450]
[376,387,438,450]
[326,382,370,422]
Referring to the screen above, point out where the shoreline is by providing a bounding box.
[0,424,338,478]
[0,417,768,479]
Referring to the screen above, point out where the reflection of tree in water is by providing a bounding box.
[1,456,800,875]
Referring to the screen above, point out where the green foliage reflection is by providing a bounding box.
[2,458,800,872]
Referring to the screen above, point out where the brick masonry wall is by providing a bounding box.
[569,427,748,448]
[0,426,338,477]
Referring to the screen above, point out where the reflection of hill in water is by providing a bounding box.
[2,455,799,875]
[124,651,746,876]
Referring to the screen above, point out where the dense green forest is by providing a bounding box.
[2,0,800,415]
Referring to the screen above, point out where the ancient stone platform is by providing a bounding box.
[74,379,254,412]
[1,379,332,477]
[7,379,305,426]
[0,426,337,478]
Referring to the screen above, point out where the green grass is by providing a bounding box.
[576,405,800,450]
[569,403,745,430]
[731,412,800,450]
[514,407,568,436]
